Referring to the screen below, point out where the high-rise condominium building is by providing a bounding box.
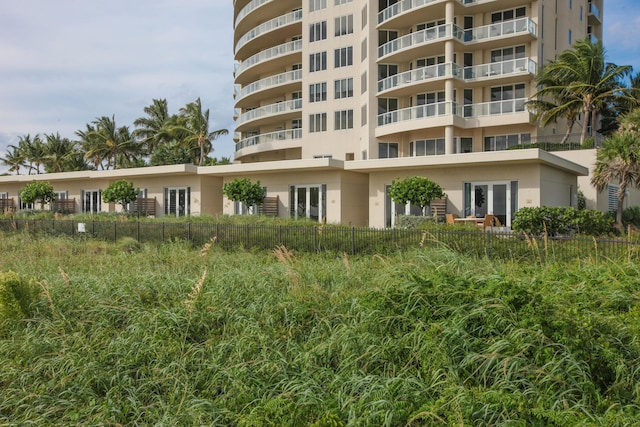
[232,0,603,164]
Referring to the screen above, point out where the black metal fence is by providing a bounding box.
[1,218,639,262]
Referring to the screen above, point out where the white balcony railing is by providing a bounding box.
[236,128,302,151]
[377,98,529,126]
[235,9,302,53]
[235,39,302,77]
[457,98,528,118]
[463,17,537,43]
[377,0,441,25]
[377,101,454,126]
[378,63,457,93]
[460,58,537,81]
[235,69,302,101]
[236,99,302,125]
[378,23,460,58]
[235,0,271,26]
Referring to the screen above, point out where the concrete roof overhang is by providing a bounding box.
[198,158,346,177]
[0,164,199,183]
[344,149,589,176]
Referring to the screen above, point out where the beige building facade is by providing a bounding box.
[1,0,620,228]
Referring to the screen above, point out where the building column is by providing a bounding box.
[445,1,456,155]
[445,126,454,154]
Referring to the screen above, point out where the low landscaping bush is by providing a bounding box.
[512,206,615,236]
[622,206,640,229]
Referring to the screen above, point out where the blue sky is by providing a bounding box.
[1,0,639,173]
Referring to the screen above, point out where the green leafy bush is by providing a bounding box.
[622,206,640,229]
[512,206,615,236]
[0,271,40,331]
[223,178,266,213]
[395,214,434,229]
[19,181,56,210]
[388,176,445,215]
[102,180,139,211]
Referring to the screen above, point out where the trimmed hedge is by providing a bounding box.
[512,206,615,236]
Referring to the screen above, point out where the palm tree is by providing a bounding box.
[79,116,141,170]
[168,98,228,166]
[591,132,640,227]
[16,134,46,174]
[133,98,171,156]
[0,145,26,175]
[43,133,80,173]
[532,39,633,144]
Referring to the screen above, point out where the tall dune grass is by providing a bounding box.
[0,233,639,425]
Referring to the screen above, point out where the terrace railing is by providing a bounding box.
[1,219,639,263]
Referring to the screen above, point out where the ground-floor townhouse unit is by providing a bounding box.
[3,147,632,228]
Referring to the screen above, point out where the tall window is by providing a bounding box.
[334,78,353,99]
[490,83,526,113]
[378,63,398,80]
[491,7,526,23]
[378,30,398,46]
[410,139,445,156]
[164,187,190,217]
[82,190,101,213]
[379,142,398,158]
[309,113,327,132]
[334,0,352,4]
[334,110,354,130]
[309,82,327,102]
[334,47,353,68]
[310,52,327,72]
[484,133,531,151]
[310,0,327,12]
[310,21,327,42]
[335,15,354,36]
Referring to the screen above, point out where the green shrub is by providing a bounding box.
[0,271,40,331]
[622,206,640,229]
[395,214,434,229]
[512,206,615,236]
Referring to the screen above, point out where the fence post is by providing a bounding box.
[162,222,165,242]
[486,230,491,258]
[188,222,192,242]
[113,221,117,242]
[137,221,140,243]
[351,226,356,255]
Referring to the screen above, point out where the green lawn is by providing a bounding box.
[1,233,639,425]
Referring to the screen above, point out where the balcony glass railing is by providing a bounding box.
[235,39,302,76]
[377,98,529,126]
[237,99,303,125]
[456,98,528,118]
[235,9,302,52]
[378,23,461,58]
[461,58,536,80]
[378,63,456,92]
[377,0,440,25]
[235,0,271,26]
[236,69,302,100]
[236,128,302,151]
[377,101,454,126]
[589,2,601,21]
[464,17,537,43]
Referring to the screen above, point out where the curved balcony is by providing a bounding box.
[460,58,537,86]
[378,0,446,28]
[375,98,530,137]
[236,128,302,152]
[378,24,461,62]
[462,17,537,49]
[377,18,537,62]
[235,9,302,58]
[235,99,303,131]
[235,0,271,27]
[235,69,302,107]
[234,40,302,85]
[377,63,458,97]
